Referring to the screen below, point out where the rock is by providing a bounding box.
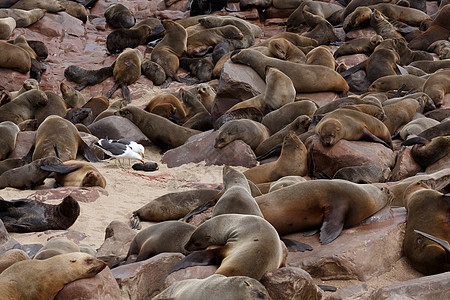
[336,54,368,68]
[425,152,450,173]
[26,187,108,203]
[372,271,450,299]
[306,135,395,178]
[346,70,371,94]
[326,284,373,300]
[20,244,43,259]
[260,266,324,300]
[161,130,258,168]
[389,147,422,181]
[0,69,29,92]
[345,28,378,40]
[165,266,217,288]
[96,221,136,268]
[28,14,64,37]
[211,60,266,122]
[88,116,152,146]
[7,131,36,159]
[296,92,339,108]
[286,207,406,281]
[112,253,184,300]
[46,12,85,37]
[0,220,21,256]
[55,267,121,300]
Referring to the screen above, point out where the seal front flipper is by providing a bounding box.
[401,136,428,147]
[280,237,313,252]
[168,248,222,274]
[414,229,450,257]
[40,164,84,175]
[361,128,393,149]
[319,201,348,245]
[79,140,102,162]
[181,199,217,222]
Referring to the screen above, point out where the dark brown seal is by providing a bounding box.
[64,64,114,91]
[0,121,20,160]
[104,3,135,29]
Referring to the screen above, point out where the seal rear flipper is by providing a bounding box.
[22,145,35,163]
[302,228,320,237]
[106,83,120,98]
[74,83,88,91]
[401,136,429,147]
[168,248,223,274]
[361,128,393,150]
[256,144,282,161]
[121,84,131,104]
[280,237,313,252]
[130,213,141,230]
[40,164,84,175]
[414,230,450,258]
[181,199,217,222]
[318,285,337,292]
[319,202,348,245]
[79,139,102,162]
[339,60,367,78]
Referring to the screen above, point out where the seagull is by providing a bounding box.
[95,139,145,168]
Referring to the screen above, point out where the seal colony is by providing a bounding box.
[0,0,450,299]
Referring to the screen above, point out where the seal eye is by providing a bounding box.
[70,259,77,263]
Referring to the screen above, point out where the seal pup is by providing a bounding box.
[60,82,86,107]
[64,64,114,91]
[0,195,80,232]
[106,48,143,103]
[256,179,393,244]
[244,131,308,184]
[0,252,105,299]
[0,158,26,175]
[428,40,450,59]
[334,35,383,58]
[170,214,286,280]
[0,121,20,160]
[141,59,166,86]
[104,3,135,29]
[126,221,197,263]
[179,57,213,82]
[34,237,80,260]
[214,119,270,151]
[151,274,271,300]
[399,117,440,140]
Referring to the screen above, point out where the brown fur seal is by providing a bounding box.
[93,99,126,123]
[141,59,166,86]
[0,121,20,160]
[0,252,105,299]
[0,89,47,124]
[196,83,215,112]
[402,136,450,168]
[314,96,382,116]
[170,214,286,280]
[244,131,308,184]
[255,115,312,157]
[333,164,391,183]
[42,160,106,188]
[34,238,80,260]
[126,221,197,263]
[428,40,450,59]
[0,8,45,27]
[150,20,188,84]
[305,45,336,69]
[334,35,383,58]
[409,59,450,74]
[32,115,99,162]
[144,93,187,121]
[59,0,87,22]
[368,74,426,92]
[11,0,64,12]
[423,69,450,108]
[64,64,114,91]
[382,96,426,135]
[215,119,270,151]
[342,6,373,32]
[268,175,307,193]
[226,67,296,115]
[286,0,342,29]
[106,48,143,103]
[0,17,15,40]
[301,10,339,45]
[0,158,26,175]
[187,25,243,56]
[179,88,213,131]
[399,117,440,140]
[212,166,263,217]
[35,91,68,126]
[179,57,213,82]
[104,3,135,29]
[0,156,62,189]
[0,41,31,73]
[231,49,349,93]
[370,3,431,27]
[262,100,318,134]
[115,106,201,148]
[315,108,393,149]
[256,179,392,244]
[0,249,29,274]
[151,274,271,300]
[0,194,79,232]
[403,181,450,275]
[268,38,306,64]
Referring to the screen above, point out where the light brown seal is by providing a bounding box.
[334,35,383,58]
[305,45,337,69]
[0,17,15,39]
[215,119,270,151]
[399,117,440,140]
[428,40,450,59]
[0,252,106,299]
[0,89,47,124]
[231,49,349,93]
[244,131,308,184]
[0,8,45,27]
[0,40,31,73]
[11,0,64,12]
[315,108,393,149]
[368,74,426,92]
[42,160,106,188]
[144,93,187,121]
[382,96,426,135]
[268,38,306,63]
[151,274,271,300]
[286,0,342,29]
[187,25,243,56]
[301,10,339,45]
[106,48,143,103]
[0,158,26,175]
[256,179,392,244]
[0,249,29,274]
[403,181,450,275]
[0,121,20,160]
[34,237,80,260]
[402,136,450,168]
[332,164,391,183]
[32,115,99,162]
[422,69,450,108]
[115,106,201,148]
[268,175,307,193]
[170,214,286,280]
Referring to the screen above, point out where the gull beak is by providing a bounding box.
[140,160,145,164]
[141,152,145,158]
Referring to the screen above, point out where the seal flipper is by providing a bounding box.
[40,164,84,175]
[79,139,101,162]
[401,136,428,147]
[302,228,320,237]
[130,213,141,230]
[280,237,313,252]
[106,83,120,98]
[181,199,217,222]
[168,248,223,274]
[121,84,131,104]
[361,128,393,150]
[414,229,450,259]
[319,201,348,245]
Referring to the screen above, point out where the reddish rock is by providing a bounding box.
[390,147,422,182]
[7,131,36,159]
[286,207,407,281]
[161,130,258,168]
[334,27,345,42]
[345,28,378,40]
[46,12,85,37]
[336,54,369,68]
[55,267,121,300]
[26,187,108,203]
[260,267,324,300]
[306,135,395,178]
[165,266,217,288]
[88,116,152,146]
[0,69,29,93]
[112,253,184,300]
[426,152,450,173]
[96,221,136,268]
[327,284,374,300]
[0,220,21,256]
[211,60,266,122]
[372,271,450,299]
[296,92,339,108]
[47,230,87,244]
[27,14,64,37]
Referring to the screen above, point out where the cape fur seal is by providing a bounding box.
[34,237,80,260]
[256,179,393,244]
[186,25,243,57]
[0,195,80,232]
[64,64,114,91]
[104,3,135,29]
[41,160,106,188]
[214,119,270,151]
[422,69,450,108]
[0,121,20,160]
[0,8,45,27]
[0,252,105,299]
[0,41,31,73]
